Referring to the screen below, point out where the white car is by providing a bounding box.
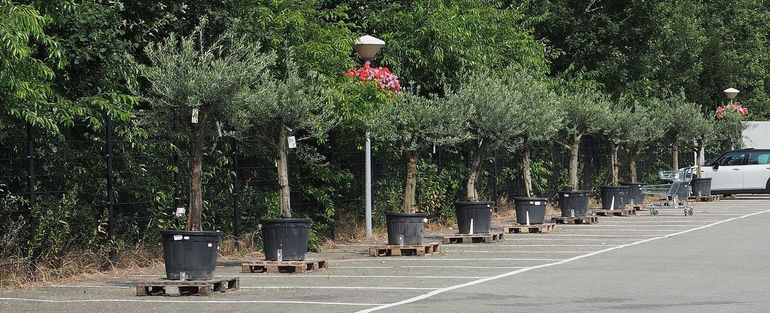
[699,148,770,195]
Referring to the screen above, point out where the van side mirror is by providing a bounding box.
[712,162,720,170]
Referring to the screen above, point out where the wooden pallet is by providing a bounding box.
[630,204,648,211]
[241,259,328,274]
[369,242,442,257]
[498,223,556,234]
[551,216,599,224]
[592,208,636,217]
[136,277,239,296]
[688,195,720,202]
[443,231,504,244]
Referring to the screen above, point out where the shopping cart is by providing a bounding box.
[641,167,695,216]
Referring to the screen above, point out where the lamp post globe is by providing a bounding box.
[723,87,740,100]
[354,35,385,63]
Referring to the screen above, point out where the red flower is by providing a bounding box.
[345,62,402,93]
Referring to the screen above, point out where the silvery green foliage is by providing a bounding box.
[367,91,467,153]
[451,68,557,149]
[245,59,337,149]
[555,84,612,144]
[616,97,665,151]
[140,29,276,139]
[662,94,708,145]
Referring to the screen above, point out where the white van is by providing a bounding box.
[699,148,770,195]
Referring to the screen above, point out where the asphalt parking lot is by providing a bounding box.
[2,195,769,313]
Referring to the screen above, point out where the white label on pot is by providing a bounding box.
[423,218,428,223]
[183,236,190,240]
[276,249,283,262]
[175,207,185,217]
[173,235,183,241]
[208,243,213,248]
[564,194,569,197]
[534,201,541,206]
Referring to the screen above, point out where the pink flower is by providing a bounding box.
[716,102,749,119]
[345,62,401,93]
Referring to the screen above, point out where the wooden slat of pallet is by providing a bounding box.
[499,223,556,234]
[241,259,329,274]
[551,216,599,224]
[688,195,720,202]
[592,208,636,217]
[368,242,442,257]
[443,231,504,244]
[136,277,239,296]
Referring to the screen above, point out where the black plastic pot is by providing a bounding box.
[691,178,712,197]
[558,190,591,217]
[600,186,629,210]
[454,201,494,234]
[621,182,647,205]
[385,211,428,245]
[675,181,691,200]
[513,197,547,224]
[261,218,312,261]
[160,230,221,280]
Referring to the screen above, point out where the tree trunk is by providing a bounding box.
[522,146,533,197]
[695,140,703,178]
[569,134,582,191]
[466,143,485,201]
[672,142,679,172]
[402,150,418,213]
[610,141,620,185]
[278,126,291,218]
[626,147,639,182]
[186,120,206,231]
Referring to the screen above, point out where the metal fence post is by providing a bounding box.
[231,139,241,250]
[105,114,116,264]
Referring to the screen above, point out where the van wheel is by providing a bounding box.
[766,178,770,194]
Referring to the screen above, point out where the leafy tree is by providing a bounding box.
[367,92,466,212]
[244,60,336,218]
[661,94,707,171]
[616,97,665,182]
[450,68,550,201]
[345,0,547,94]
[139,27,275,231]
[553,78,611,190]
[597,103,629,186]
[0,0,73,134]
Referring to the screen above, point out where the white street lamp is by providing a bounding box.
[723,87,740,100]
[354,35,385,63]
[353,34,385,239]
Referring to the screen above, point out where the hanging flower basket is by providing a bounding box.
[345,62,402,93]
[716,102,749,119]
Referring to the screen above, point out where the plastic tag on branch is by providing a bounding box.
[287,136,297,149]
[175,207,186,217]
[191,109,199,124]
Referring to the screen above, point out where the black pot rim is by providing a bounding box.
[692,177,712,181]
[385,211,428,217]
[620,182,647,185]
[455,200,495,205]
[161,230,222,236]
[513,197,548,201]
[557,190,591,194]
[600,185,629,189]
[260,218,313,224]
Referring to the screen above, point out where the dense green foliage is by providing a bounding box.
[1,0,768,280]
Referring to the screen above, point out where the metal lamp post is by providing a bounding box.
[354,35,385,239]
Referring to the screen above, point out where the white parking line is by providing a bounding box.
[335,266,526,269]
[0,298,382,306]
[357,208,770,313]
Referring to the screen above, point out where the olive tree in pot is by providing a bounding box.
[553,80,610,216]
[506,70,561,224]
[689,114,716,197]
[368,91,466,245]
[140,28,274,279]
[450,69,532,233]
[662,95,705,200]
[616,98,665,205]
[245,60,336,261]
[597,104,630,210]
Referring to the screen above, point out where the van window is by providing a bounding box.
[749,151,770,165]
[719,152,748,166]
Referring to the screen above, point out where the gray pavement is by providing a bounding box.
[2,196,769,313]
